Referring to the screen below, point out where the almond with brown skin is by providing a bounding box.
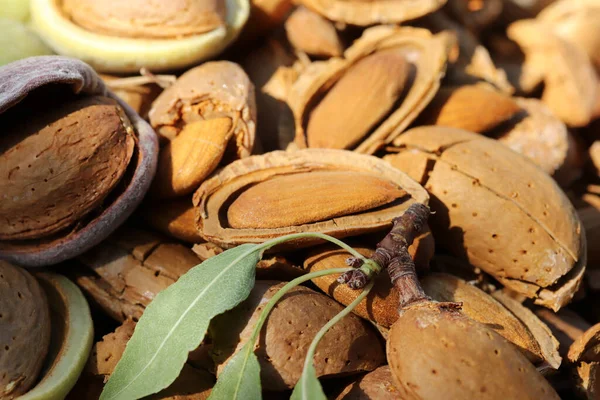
[140,198,204,244]
[0,261,51,398]
[306,49,410,149]
[288,25,452,154]
[333,366,399,400]
[193,149,428,248]
[385,126,585,311]
[0,95,135,241]
[419,84,522,133]
[285,7,342,58]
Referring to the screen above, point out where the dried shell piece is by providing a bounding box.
[210,281,385,391]
[70,227,200,321]
[193,149,429,248]
[385,126,585,311]
[69,318,214,400]
[387,304,560,399]
[149,61,255,198]
[62,0,226,39]
[304,231,434,328]
[288,26,452,154]
[285,7,342,58]
[0,95,135,241]
[418,83,522,133]
[0,261,51,398]
[508,19,598,127]
[421,273,554,367]
[0,56,158,267]
[296,0,446,26]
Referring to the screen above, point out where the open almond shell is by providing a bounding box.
[0,56,158,267]
[192,149,429,248]
[288,26,452,154]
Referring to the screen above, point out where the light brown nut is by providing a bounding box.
[100,74,164,120]
[288,25,452,154]
[210,281,385,391]
[384,126,585,311]
[387,304,560,399]
[149,62,256,198]
[303,230,434,328]
[0,95,135,241]
[333,366,399,400]
[508,19,598,127]
[495,97,582,187]
[71,318,214,400]
[295,0,445,26]
[285,7,342,58]
[70,227,200,321]
[140,198,204,244]
[192,149,428,248]
[418,83,522,133]
[62,0,226,39]
[0,261,51,398]
[240,0,293,43]
[421,273,559,369]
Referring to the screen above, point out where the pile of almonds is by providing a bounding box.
[2,0,600,398]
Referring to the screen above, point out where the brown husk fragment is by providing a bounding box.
[62,0,226,39]
[0,261,51,399]
[333,366,399,400]
[418,83,522,133]
[304,230,434,328]
[284,7,342,58]
[210,281,385,391]
[384,126,585,311]
[68,318,214,399]
[421,272,555,368]
[0,95,135,241]
[193,149,429,248]
[69,227,200,322]
[386,304,560,399]
[0,56,158,267]
[288,25,452,154]
[296,0,446,26]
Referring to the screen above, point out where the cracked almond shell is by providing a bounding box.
[384,126,585,311]
[0,56,158,267]
[0,261,51,398]
[296,0,446,26]
[288,25,452,154]
[192,149,429,248]
[210,281,385,391]
[386,304,560,399]
[30,0,249,73]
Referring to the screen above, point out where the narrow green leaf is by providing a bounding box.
[100,243,261,400]
[209,341,262,400]
[290,364,326,400]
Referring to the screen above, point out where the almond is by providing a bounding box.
[285,7,342,57]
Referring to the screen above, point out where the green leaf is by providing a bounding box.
[209,341,262,400]
[290,363,326,400]
[100,243,261,400]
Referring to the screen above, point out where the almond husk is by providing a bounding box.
[193,148,429,248]
[0,56,158,267]
[296,0,446,26]
[303,230,434,328]
[284,7,342,58]
[210,281,385,391]
[70,227,200,321]
[385,126,585,311]
[288,25,452,154]
[0,95,135,241]
[419,83,522,133]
